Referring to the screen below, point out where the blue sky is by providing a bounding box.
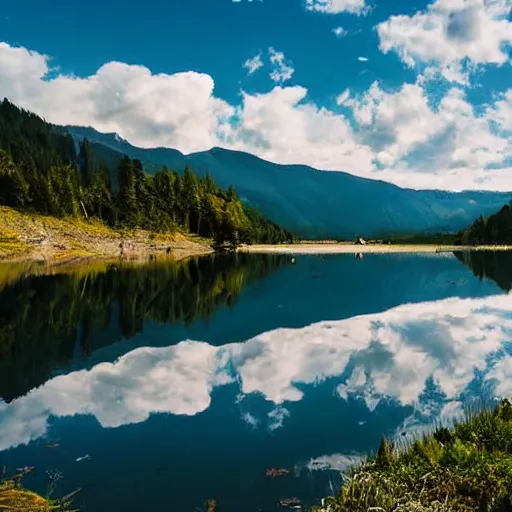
[0,0,420,103]
[0,0,511,190]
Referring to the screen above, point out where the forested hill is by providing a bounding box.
[457,202,512,245]
[66,126,512,240]
[0,99,293,245]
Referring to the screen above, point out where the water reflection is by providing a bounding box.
[0,253,289,402]
[1,251,511,512]
[1,291,511,453]
[2,251,508,404]
[455,250,512,292]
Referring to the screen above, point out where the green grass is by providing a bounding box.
[313,399,512,512]
[0,226,32,259]
[0,477,78,512]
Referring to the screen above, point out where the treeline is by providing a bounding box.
[386,233,459,245]
[457,202,512,245]
[0,99,293,245]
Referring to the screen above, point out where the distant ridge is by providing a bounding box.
[65,125,512,239]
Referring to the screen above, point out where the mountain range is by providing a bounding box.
[65,125,511,239]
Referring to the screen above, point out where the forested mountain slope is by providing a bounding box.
[0,100,292,245]
[66,125,512,239]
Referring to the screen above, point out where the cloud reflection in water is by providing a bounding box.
[1,293,511,451]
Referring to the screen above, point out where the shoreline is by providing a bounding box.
[3,242,512,268]
[238,243,512,255]
[0,206,213,266]
[2,207,512,267]
[0,246,213,266]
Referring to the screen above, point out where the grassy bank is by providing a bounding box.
[0,206,212,264]
[0,476,77,512]
[313,399,512,512]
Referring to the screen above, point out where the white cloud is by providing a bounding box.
[268,47,295,84]
[345,80,511,189]
[357,56,368,61]
[1,292,511,451]
[377,0,512,84]
[333,26,347,37]
[0,43,233,155]
[336,88,351,105]
[243,48,294,83]
[225,85,375,174]
[305,0,368,15]
[487,89,512,132]
[243,52,264,75]
[0,41,511,191]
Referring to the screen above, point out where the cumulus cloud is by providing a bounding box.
[268,47,295,84]
[0,41,511,190]
[0,43,233,154]
[377,0,512,84]
[486,89,512,132]
[243,52,264,75]
[305,0,368,15]
[225,85,375,174]
[345,80,511,189]
[1,293,511,451]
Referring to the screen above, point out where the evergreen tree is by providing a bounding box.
[0,149,29,207]
[459,205,512,245]
[0,98,295,244]
[117,156,139,226]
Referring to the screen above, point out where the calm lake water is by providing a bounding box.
[0,251,511,512]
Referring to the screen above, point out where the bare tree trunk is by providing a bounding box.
[80,200,89,219]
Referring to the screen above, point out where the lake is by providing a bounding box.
[0,251,511,512]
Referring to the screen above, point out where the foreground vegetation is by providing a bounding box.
[0,99,293,247]
[313,399,512,512]
[0,474,76,512]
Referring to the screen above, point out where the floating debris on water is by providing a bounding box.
[279,497,302,509]
[15,466,35,475]
[266,467,290,477]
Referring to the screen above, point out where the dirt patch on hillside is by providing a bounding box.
[0,207,212,265]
